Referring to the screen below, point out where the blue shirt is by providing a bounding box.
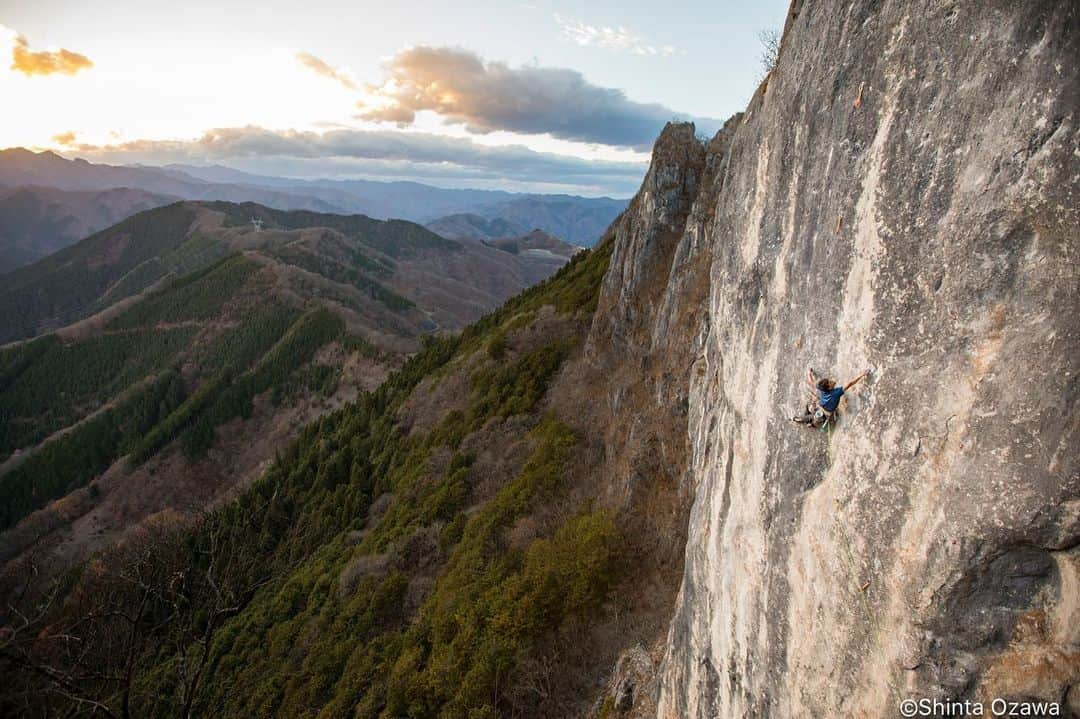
[818,386,844,412]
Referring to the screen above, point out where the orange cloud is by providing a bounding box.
[52,131,77,146]
[11,35,93,76]
[295,52,357,90]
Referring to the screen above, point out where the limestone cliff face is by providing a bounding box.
[588,0,1080,716]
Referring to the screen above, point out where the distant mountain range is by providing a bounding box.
[0,149,627,272]
[0,199,579,562]
[424,213,531,241]
[0,185,179,273]
[0,200,578,346]
[0,149,346,212]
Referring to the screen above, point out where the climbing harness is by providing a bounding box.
[792,402,836,431]
[814,406,836,432]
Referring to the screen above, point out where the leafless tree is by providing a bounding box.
[0,511,272,718]
[758,29,781,80]
[171,520,271,719]
[0,542,157,718]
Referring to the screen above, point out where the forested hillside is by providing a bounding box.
[0,254,348,534]
[0,201,578,345]
[0,201,579,588]
[0,123,704,719]
[0,238,641,718]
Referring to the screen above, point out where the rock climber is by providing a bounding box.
[792,366,871,429]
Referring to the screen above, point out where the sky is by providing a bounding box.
[0,0,789,196]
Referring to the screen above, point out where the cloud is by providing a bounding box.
[10,33,93,76]
[553,14,678,57]
[359,46,717,150]
[295,52,358,90]
[52,131,77,146]
[68,126,648,195]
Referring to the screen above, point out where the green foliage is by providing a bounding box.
[97,233,231,309]
[0,247,346,525]
[449,238,612,363]
[176,410,614,719]
[349,246,395,278]
[108,254,258,329]
[0,370,187,530]
[128,312,585,715]
[193,300,301,374]
[536,241,612,315]
[298,363,340,399]
[95,257,169,307]
[270,244,414,311]
[467,341,572,423]
[485,331,507,360]
[115,295,320,464]
[129,307,344,464]
[0,327,195,459]
[341,333,383,360]
[380,419,619,718]
[2,236,619,718]
[360,450,473,552]
[128,372,230,464]
[418,509,618,716]
[177,307,346,460]
[357,337,573,550]
[0,334,56,394]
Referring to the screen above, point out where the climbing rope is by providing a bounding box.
[833,497,873,625]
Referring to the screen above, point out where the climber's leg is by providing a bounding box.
[792,403,814,425]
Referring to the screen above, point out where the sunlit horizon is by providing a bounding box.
[0,1,789,194]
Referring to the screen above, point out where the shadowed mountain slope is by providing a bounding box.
[424,212,526,241]
[0,185,179,274]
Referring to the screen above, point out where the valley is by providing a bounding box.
[0,200,580,586]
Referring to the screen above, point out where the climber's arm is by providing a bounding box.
[844,369,870,391]
[806,367,817,389]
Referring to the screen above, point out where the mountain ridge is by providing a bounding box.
[0,149,628,254]
[0,200,579,346]
[0,198,580,583]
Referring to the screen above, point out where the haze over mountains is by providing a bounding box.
[0,148,626,271]
[0,185,178,273]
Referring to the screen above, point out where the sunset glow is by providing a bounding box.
[0,1,787,193]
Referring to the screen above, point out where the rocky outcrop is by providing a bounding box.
[585,0,1079,716]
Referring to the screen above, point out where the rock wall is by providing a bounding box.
[589,0,1080,716]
